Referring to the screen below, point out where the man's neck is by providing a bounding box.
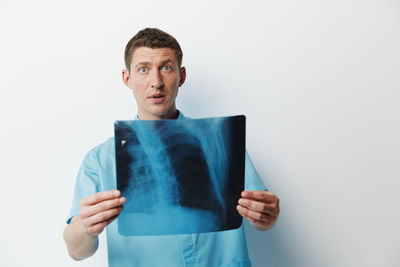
[137,109,179,120]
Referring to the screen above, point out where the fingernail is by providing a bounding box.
[114,190,120,197]
[120,197,125,203]
[242,191,248,197]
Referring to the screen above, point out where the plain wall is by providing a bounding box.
[1,0,399,266]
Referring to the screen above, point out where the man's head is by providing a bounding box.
[122,28,186,120]
[124,28,183,73]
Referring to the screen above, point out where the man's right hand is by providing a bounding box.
[79,190,126,235]
[64,190,126,260]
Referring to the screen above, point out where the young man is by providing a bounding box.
[63,28,280,267]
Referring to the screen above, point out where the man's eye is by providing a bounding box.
[162,66,171,71]
[139,67,147,73]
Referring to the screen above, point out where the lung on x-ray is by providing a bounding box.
[114,115,245,236]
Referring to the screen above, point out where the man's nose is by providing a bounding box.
[150,70,164,89]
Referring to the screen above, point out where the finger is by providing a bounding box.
[86,214,119,235]
[80,190,121,206]
[83,206,123,228]
[237,205,275,227]
[244,215,273,228]
[81,197,126,218]
[238,198,278,215]
[241,190,278,204]
[236,205,271,222]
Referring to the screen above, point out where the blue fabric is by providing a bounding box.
[67,111,266,267]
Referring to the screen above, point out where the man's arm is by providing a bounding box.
[63,216,99,260]
[63,190,125,260]
[237,190,280,231]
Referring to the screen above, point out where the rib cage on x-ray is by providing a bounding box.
[115,115,245,236]
[117,122,223,214]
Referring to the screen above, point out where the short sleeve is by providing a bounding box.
[244,150,267,191]
[66,148,100,224]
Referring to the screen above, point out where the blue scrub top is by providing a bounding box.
[67,111,266,267]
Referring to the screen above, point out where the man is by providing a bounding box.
[63,28,280,267]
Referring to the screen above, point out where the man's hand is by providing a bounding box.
[236,190,280,231]
[79,190,126,235]
[64,190,126,260]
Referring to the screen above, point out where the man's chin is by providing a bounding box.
[149,107,169,116]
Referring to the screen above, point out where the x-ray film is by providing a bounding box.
[114,115,245,236]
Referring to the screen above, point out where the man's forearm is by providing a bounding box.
[63,216,99,261]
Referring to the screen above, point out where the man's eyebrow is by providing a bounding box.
[135,62,151,68]
[134,59,174,69]
[160,59,174,65]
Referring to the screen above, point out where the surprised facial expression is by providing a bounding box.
[122,47,186,120]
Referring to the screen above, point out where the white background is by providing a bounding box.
[1,0,399,266]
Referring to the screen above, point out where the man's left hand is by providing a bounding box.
[237,190,280,231]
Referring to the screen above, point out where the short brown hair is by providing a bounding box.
[124,28,183,72]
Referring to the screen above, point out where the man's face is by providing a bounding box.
[122,47,186,120]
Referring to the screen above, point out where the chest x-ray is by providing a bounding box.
[114,115,245,236]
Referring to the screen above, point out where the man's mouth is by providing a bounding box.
[148,93,166,103]
[149,93,165,99]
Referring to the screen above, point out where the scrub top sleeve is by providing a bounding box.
[244,150,268,191]
[66,148,100,224]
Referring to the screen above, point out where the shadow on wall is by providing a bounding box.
[245,220,296,267]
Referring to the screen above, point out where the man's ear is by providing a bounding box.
[179,66,186,87]
[122,69,131,88]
